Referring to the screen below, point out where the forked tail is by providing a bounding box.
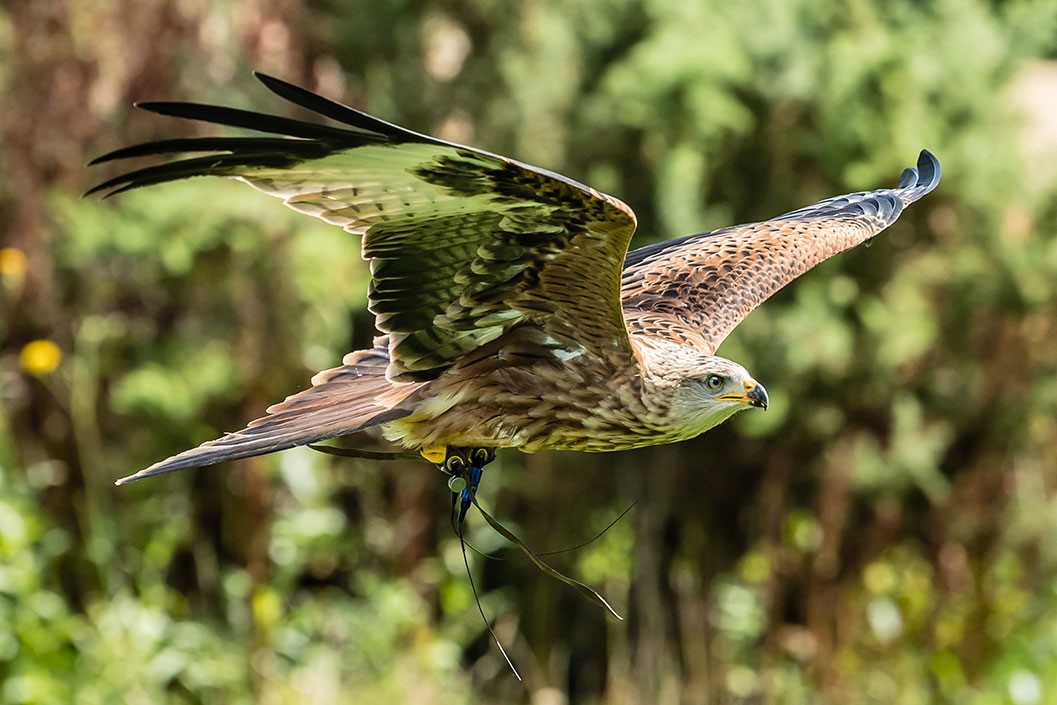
[116,352,422,484]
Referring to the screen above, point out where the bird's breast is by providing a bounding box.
[381,352,686,452]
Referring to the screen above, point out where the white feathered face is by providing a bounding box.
[666,355,769,434]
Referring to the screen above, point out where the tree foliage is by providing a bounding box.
[3,0,1057,702]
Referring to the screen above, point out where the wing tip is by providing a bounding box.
[252,70,290,94]
[916,149,941,192]
[899,149,941,194]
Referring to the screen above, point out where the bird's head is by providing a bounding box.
[640,345,768,435]
[676,356,768,429]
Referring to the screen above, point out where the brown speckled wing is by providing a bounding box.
[89,73,638,381]
[620,151,940,353]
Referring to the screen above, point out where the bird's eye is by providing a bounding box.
[705,374,724,391]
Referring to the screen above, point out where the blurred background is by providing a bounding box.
[3,0,1057,703]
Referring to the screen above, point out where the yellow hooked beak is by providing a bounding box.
[718,378,769,410]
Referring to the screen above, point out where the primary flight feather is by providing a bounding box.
[89,72,940,484]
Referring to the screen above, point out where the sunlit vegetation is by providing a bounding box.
[4,1,1057,702]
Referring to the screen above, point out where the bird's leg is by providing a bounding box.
[432,446,496,534]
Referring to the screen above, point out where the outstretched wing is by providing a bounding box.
[89,73,639,381]
[620,151,940,353]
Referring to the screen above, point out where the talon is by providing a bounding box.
[421,445,447,464]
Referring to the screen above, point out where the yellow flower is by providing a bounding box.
[20,339,62,376]
[0,247,27,282]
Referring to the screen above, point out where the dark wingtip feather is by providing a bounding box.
[253,71,444,146]
[85,150,314,199]
[85,74,441,200]
[897,150,940,192]
[914,149,941,192]
[88,137,234,165]
[131,100,359,141]
[888,150,940,209]
[769,149,942,224]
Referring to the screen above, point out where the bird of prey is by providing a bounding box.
[91,73,940,489]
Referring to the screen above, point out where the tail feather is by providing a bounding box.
[116,356,422,484]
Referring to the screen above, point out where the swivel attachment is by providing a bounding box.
[434,447,497,533]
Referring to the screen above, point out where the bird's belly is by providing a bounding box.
[382,377,688,453]
[383,409,684,453]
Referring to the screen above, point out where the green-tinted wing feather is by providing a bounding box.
[90,73,638,380]
[620,151,940,353]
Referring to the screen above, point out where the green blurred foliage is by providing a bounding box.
[3,0,1057,702]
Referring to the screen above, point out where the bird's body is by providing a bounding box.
[385,336,748,453]
[89,73,940,484]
